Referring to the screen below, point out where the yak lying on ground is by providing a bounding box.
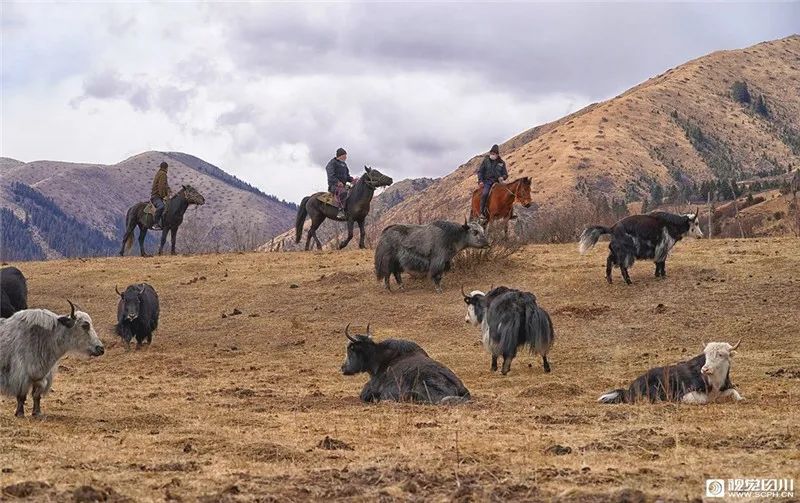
[340,325,470,404]
[374,220,489,292]
[1,267,28,318]
[463,286,555,375]
[0,301,104,417]
[115,283,160,350]
[598,341,743,404]
[579,211,703,284]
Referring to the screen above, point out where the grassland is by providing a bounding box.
[1,237,799,502]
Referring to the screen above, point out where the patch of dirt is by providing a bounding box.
[766,367,800,379]
[553,304,610,318]
[3,481,51,498]
[316,436,353,451]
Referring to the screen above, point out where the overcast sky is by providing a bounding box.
[2,3,798,202]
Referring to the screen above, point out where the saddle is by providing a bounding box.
[316,189,351,209]
[143,195,171,216]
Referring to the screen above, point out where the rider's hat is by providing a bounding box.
[490,145,500,155]
[336,148,347,157]
[160,161,168,169]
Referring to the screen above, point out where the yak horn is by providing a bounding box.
[731,339,741,350]
[67,299,76,319]
[461,284,468,298]
[694,206,699,218]
[345,323,357,342]
[366,323,371,336]
[115,285,122,296]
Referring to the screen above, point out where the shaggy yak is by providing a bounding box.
[579,211,703,284]
[115,283,160,350]
[1,266,28,318]
[0,301,104,417]
[598,340,743,404]
[463,286,555,375]
[340,324,470,404]
[374,220,489,292]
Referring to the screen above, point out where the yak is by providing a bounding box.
[579,211,703,284]
[0,301,104,417]
[374,220,489,292]
[463,286,555,375]
[340,324,470,405]
[115,283,160,350]
[598,341,743,404]
[1,266,28,318]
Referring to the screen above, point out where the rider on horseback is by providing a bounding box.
[477,144,508,218]
[326,147,353,219]
[151,161,171,229]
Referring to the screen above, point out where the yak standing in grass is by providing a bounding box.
[463,286,555,375]
[374,220,489,292]
[579,211,703,284]
[1,267,27,318]
[0,301,104,417]
[340,325,470,404]
[598,341,743,404]
[115,284,160,350]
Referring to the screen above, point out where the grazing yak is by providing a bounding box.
[598,340,743,404]
[1,266,28,318]
[340,324,470,404]
[0,301,104,417]
[374,220,489,292]
[579,211,703,284]
[115,284,160,350]
[463,286,555,375]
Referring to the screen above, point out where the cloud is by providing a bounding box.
[2,2,798,203]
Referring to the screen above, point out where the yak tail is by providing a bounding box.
[598,388,628,404]
[578,226,611,254]
[524,302,555,357]
[123,207,136,253]
[295,197,310,243]
[373,236,395,281]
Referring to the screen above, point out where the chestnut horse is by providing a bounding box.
[470,177,532,235]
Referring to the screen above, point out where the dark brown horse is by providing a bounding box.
[295,166,393,250]
[120,185,205,257]
[470,177,532,234]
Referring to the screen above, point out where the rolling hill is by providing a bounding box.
[355,35,800,242]
[0,152,297,260]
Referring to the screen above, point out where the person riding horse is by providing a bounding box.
[326,148,353,219]
[477,144,508,218]
[151,161,171,229]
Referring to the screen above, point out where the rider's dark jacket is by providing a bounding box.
[151,166,170,199]
[326,158,353,192]
[477,156,507,184]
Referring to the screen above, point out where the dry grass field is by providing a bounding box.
[1,238,799,502]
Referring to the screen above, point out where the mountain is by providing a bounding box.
[365,35,800,240]
[261,177,436,251]
[0,151,297,260]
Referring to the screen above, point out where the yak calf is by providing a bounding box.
[115,283,160,350]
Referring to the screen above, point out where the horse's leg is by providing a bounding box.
[306,214,323,251]
[139,226,151,257]
[158,228,168,255]
[357,219,367,249]
[170,227,178,255]
[339,219,355,249]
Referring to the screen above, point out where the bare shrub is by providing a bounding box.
[451,234,523,272]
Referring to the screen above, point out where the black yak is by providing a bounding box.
[463,286,555,375]
[340,324,470,404]
[374,220,489,292]
[579,211,703,284]
[0,301,104,417]
[1,267,28,318]
[598,341,743,404]
[115,283,160,350]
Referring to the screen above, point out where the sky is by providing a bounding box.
[2,2,798,203]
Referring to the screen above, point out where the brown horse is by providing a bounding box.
[470,177,532,234]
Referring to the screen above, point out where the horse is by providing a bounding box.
[470,177,532,236]
[120,185,206,257]
[295,166,393,251]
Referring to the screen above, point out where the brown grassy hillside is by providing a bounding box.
[368,35,800,238]
[1,238,798,501]
[0,152,296,255]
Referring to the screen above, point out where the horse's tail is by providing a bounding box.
[295,197,310,243]
[123,206,137,253]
